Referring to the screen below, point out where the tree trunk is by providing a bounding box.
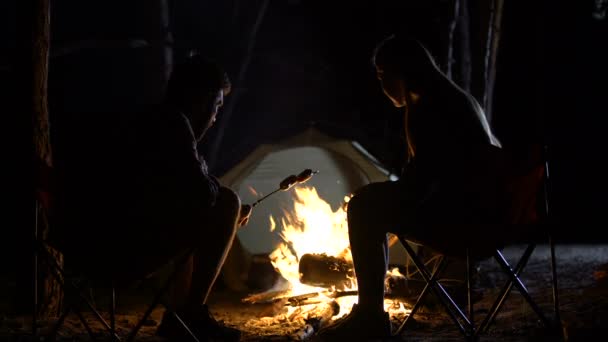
[33,0,64,320]
[15,0,63,319]
[457,0,472,92]
[468,0,488,105]
[446,0,460,80]
[483,0,504,123]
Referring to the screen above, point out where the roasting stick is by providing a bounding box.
[250,169,319,208]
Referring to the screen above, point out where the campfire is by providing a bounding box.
[242,186,411,338]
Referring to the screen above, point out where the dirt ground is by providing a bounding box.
[2,244,608,341]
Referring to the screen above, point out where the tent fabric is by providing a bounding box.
[220,126,391,187]
[221,127,391,255]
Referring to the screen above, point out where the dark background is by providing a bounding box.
[2,0,608,251]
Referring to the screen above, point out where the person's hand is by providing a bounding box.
[238,204,252,227]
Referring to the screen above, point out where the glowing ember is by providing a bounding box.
[387,267,405,278]
[267,186,410,321]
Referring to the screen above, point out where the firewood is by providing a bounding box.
[242,289,292,304]
[298,253,354,290]
[292,300,340,340]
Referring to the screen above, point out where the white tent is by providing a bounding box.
[219,127,410,291]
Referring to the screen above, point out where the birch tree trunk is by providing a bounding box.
[468,0,488,105]
[457,0,472,92]
[446,0,460,80]
[483,0,504,123]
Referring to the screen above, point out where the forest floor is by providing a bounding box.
[2,244,608,341]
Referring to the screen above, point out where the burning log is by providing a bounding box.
[298,253,354,290]
[242,289,292,304]
[293,300,340,340]
[284,290,358,307]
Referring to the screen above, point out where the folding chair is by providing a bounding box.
[34,233,199,341]
[394,146,564,341]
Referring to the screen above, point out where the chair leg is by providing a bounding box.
[40,246,120,339]
[48,305,72,341]
[47,302,104,342]
[549,235,565,339]
[466,249,474,331]
[161,301,201,342]
[126,248,195,342]
[477,244,535,335]
[395,257,447,336]
[74,304,99,341]
[110,285,117,341]
[493,248,552,328]
[74,281,119,340]
[47,293,100,342]
[401,240,471,336]
[33,199,40,338]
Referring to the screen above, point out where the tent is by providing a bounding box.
[219,126,411,291]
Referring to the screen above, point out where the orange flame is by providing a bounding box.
[268,186,410,320]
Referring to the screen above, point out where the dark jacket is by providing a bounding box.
[54,105,219,252]
[402,82,505,224]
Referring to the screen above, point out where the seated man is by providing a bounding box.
[318,36,507,340]
[54,54,251,341]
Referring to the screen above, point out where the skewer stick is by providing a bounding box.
[249,169,319,208]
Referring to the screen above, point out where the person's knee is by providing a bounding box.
[348,182,401,237]
[346,192,366,220]
[347,184,380,229]
[348,183,382,217]
[215,187,241,240]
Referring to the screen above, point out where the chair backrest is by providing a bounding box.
[464,144,547,258]
[502,144,546,222]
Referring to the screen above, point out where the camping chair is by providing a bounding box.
[394,145,563,341]
[34,227,199,341]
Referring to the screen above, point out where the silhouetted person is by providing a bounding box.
[54,54,250,341]
[318,36,504,340]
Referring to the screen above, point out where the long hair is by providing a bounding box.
[371,35,500,157]
[372,36,443,160]
[372,35,500,160]
[372,35,443,92]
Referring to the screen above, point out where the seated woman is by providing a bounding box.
[318,35,506,340]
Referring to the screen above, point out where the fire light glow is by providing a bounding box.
[268,186,410,320]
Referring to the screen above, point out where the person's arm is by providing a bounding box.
[206,170,252,227]
[163,114,219,207]
[167,114,254,225]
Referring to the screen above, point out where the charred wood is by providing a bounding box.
[298,253,354,290]
[242,289,292,304]
[292,300,340,340]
